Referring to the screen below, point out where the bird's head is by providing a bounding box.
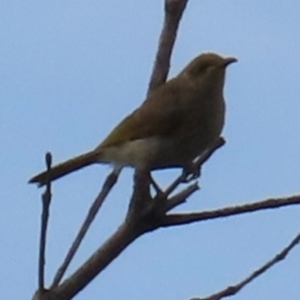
[179,52,237,91]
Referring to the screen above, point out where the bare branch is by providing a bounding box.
[38,152,53,290]
[164,183,199,212]
[51,170,119,287]
[162,195,300,227]
[127,170,152,220]
[147,0,189,94]
[53,221,141,300]
[32,289,60,300]
[192,233,300,300]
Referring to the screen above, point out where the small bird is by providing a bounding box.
[29,52,237,186]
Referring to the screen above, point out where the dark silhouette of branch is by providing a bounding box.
[33,143,300,300]
[48,168,300,300]
[165,182,199,211]
[147,0,189,94]
[38,152,52,290]
[51,170,120,288]
[162,195,300,227]
[192,233,300,300]
[46,170,197,300]
[52,221,140,300]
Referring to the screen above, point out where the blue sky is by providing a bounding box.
[1,1,300,299]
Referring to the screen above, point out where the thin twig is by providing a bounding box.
[162,195,300,227]
[164,183,199,212]
[193,233,300,300]
[38,152,52,290]
[51,170,119,287]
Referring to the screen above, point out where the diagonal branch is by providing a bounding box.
[51,170,120,287]
[38,152,53,290]
[192,232,300,300]
[147,0,189,94]
[52,221,141,300]
[164,183,199,212]
[162,195,300,227]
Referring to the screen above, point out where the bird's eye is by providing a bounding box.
[197,63,211,73]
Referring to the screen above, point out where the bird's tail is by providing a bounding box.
[29,150,99,187]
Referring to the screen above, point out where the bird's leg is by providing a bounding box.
[181,162,202,183]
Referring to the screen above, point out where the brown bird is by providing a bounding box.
[29,52,237,186]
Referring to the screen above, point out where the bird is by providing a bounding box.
[29,52,237,186]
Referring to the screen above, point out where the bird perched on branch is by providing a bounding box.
[29,52,237,186]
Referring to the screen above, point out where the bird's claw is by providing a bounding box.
[181,164,201,183]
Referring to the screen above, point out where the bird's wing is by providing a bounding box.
[99,78,188,148]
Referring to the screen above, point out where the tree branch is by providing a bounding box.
[52,221,141,300]
[147,0,189,94]
[192,232,300,300]
[38,152,52,290]
[164,183,199,211]
[51,170,119,287]
[162,195,300,227]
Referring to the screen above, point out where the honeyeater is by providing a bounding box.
[29,52,237,186]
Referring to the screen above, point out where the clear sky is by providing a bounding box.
[1,1,300,299]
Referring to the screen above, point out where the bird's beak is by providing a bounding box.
[223,57,238,67]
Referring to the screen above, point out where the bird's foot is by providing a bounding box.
[181,163,201,183]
